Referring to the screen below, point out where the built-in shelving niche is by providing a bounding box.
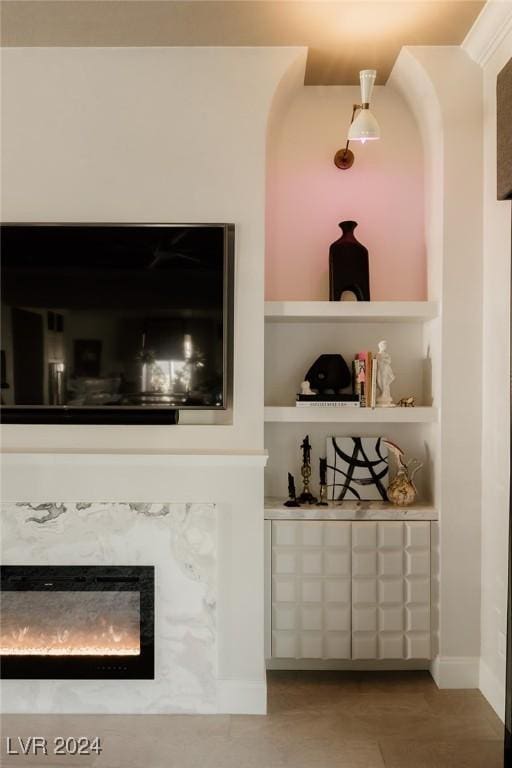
[264,301,438,504]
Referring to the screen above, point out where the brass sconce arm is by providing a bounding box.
[334,103,360,170]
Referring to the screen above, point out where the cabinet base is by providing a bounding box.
[266,658,431,671]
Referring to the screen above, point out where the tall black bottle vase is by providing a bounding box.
[329,220,370,302]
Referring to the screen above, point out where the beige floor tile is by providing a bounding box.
[279,739,386,768]
[423,691,505,736]
[267,671,363,715]
[357,671,438,694]
[378,738,504,768]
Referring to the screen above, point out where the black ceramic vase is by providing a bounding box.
[329,221,370,302]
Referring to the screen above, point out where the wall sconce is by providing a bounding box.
[334,69,380,170]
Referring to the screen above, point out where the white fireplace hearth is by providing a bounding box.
[0,452,268,715]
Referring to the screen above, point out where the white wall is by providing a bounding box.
[464,3,512,719]
[0,46,303,452]
[391,46,484,687]
[266,84,426,301]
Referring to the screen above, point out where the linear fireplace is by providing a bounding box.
[0,566,154,679]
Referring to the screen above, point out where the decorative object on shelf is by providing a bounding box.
[329,221,370,302]
[384,439,422,506]
[284,473,300,507]
[398,396,415,408]
[300,380,315,396]
[304,354,351,393]
[317,458,328,506]
[334,69,380,170]
[298,435,318,504]
[376,340,395,407]
[326,436,388,501]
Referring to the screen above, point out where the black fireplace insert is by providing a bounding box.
[0,566,154,679]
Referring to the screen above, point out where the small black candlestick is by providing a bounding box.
[317,457,328,506]
[319,457,327,485]
[301,435,312,465]
[297,435,317,504]
[284,472,300,507]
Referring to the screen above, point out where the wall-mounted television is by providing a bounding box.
[0,223,234,424]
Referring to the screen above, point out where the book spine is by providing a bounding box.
[356,353,367,407]
[352,360,361,397]
[371,357,378,408]
[367,352,373,408]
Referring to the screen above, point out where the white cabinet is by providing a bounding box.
[269,520,431,662]
[272,521,352,660]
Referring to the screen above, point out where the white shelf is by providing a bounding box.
[264,301,438,323]
[264,498,438,521]
[264,406,438,423]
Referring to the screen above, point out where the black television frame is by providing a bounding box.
[0,222,235,425]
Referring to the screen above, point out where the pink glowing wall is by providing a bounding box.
[266,85,427,300]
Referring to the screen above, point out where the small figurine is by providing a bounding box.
[300,380,315,396]
[383,439,423,506]
[376,340,395,407]
[284,473,300,507]
[298,435,317,504]
[398,396,415,408]
[316,457,328,506]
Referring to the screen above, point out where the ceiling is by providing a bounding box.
[0,0,484,83]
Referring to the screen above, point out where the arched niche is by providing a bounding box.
[266,57,427,301]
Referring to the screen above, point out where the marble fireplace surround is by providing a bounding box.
[0,452,268,715]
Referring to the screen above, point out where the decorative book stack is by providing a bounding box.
[352,351,378,408]
[296,394,360,408]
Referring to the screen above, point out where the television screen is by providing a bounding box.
[0,224,234,423]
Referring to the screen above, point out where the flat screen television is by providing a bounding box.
[0,223,234,424]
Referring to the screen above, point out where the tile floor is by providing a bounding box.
[0,671,505,768]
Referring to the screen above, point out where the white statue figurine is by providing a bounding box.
[376,340,395,407]
[300,380,314,395]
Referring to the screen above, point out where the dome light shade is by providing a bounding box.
[347,108,380,143]
[333,67,380,170]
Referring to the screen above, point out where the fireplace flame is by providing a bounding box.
[1,628,140,656]
[1,646,140,656]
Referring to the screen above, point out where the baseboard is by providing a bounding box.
[266,658,429,671]
[216,679,267,715]
[479,658,506,722]
[430,655,480,688]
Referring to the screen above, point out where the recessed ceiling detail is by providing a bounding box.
[0,1,484,84]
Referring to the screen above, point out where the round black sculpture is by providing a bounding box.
[305,354,351,393]
[329,220,370,302]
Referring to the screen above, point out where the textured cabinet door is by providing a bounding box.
[271,521,351,659]
[351,521,431,660]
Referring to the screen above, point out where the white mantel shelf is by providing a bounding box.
[264,301,439,323]
[264,406,438,424]
[264,498,438,521]
[0,451,269,468]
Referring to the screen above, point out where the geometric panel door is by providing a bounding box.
[351,521,431,660]
[271,521,351,659]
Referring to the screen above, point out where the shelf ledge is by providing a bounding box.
[264,498,438,521]
[265,301,438,323]
[264,406,438,424]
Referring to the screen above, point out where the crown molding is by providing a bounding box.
[462,1,512,66]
